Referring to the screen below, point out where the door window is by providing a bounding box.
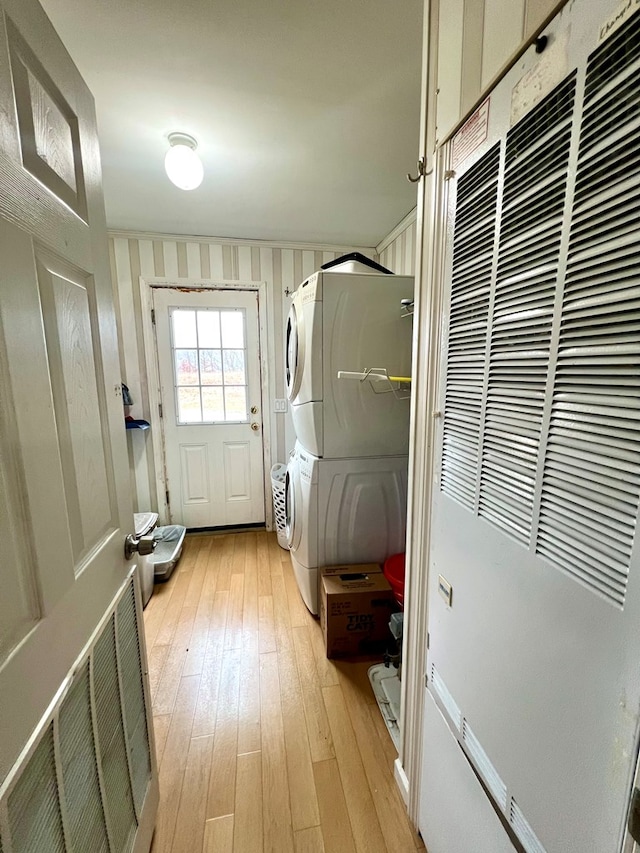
[170,308,248,424]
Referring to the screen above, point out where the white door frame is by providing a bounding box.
[139,276,274,530]
[397,0,441,819]
[400,0,573,822]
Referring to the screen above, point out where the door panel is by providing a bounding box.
[36,254,113,562]
[154,287,265,528]
[224,441,251,500]
[0,1,157,849]
[0,323,40,659]
[181,444,210,503]
[7,13,87,220]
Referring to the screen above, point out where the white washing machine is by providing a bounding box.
[285,443,408,614]
[285,267,413,458]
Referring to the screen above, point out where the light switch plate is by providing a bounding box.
[274,398,288,413]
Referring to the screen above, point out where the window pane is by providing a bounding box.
[172,310,197,347]
[197,311,221,348]
[199,350,223,385]
[202,386,225,421]
[224,386,247,421]
[177,387,202,423]
[175,349,199,385]
[221,311,244,348]
[223,350,246,385]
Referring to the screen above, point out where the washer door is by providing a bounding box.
[285,299,304,402]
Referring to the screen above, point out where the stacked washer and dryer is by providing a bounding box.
[284,255,414,614]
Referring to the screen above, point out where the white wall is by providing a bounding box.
[109,232,373,514]
[435,0,561,144]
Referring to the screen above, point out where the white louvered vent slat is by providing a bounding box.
[58,663,110,853]
[441,144,500,508]
[116,581,151,817]
[430,664,462,731]
[536,19,640,607]
[461,719,508,810]
[510,799,548,853]
[428,666,550,852]
[479,75,577,543]
[6,725,65,853]
[0,579,151,853]
[94,615,138,853]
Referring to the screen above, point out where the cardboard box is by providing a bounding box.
[319,564,396,659]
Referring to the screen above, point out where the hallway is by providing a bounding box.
[144,531,424,852]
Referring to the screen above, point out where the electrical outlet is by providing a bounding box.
[273,398,288,413]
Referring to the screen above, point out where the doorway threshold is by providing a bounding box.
[187,523,267,535]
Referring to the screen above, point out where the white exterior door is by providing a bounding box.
[153,287,266,528]
[0,1,157,851]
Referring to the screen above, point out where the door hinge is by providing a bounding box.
[151,308,156,325]
[158,403,163,418]
[425,672,428,688]
[165,489,170,507]
[427,631,430,649]
[628,787,640,844]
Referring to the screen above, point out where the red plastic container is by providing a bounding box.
[383,553,406,607]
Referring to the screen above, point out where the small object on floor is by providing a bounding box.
[152,524,186,581]
[320,564,396,659]
[387,611,404,677]
[270,462,289,550]
[369,663,402,749]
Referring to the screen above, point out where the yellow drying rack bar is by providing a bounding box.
[337,368,411,400]
[337,369,411,383]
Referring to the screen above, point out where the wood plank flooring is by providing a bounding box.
[144,532,425,853]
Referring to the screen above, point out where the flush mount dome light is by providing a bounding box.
[164,132,204,190]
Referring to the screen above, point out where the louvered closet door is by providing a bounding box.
[424,3,640,852]
[0,0,157,850]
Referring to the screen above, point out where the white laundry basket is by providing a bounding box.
[271,463,289,550]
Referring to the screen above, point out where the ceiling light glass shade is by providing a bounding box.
[165,133,204,190]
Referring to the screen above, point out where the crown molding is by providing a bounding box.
[108,228,376,255]
[376,207,418,254]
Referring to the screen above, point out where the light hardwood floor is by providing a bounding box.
[144,531,425,853]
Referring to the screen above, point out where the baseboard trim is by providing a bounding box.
[394,757,410,805]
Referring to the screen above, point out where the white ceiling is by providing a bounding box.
[40,0,424,247]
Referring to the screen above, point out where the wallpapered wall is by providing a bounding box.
[109,233,375,515]
[377,210,417,277]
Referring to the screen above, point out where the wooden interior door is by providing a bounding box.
[153,286,266,528]
[0,1,157,850]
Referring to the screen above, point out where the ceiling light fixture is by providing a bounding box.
[164,132,204,191]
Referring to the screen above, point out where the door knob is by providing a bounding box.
[124,533,157,560]
[251,422,260,432]
[251,406,258,414]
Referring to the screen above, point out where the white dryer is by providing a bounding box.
[285,443,408,614]
[285,268,413,458]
